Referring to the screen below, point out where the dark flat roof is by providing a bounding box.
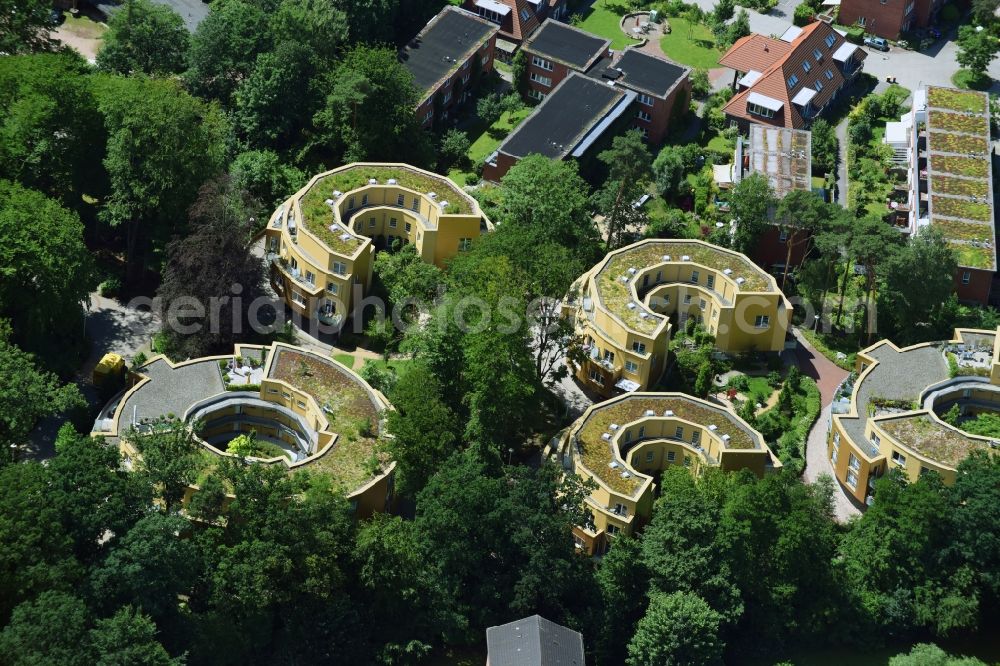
[400,7,498,95]
[499,73,629,160]
[523,20,610,70]
[486,615,585,666]
[614,49,688,98]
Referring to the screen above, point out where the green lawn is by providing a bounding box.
[660,18,721,69]
[61,13,107,39]
[574,0,636,50]
[449,107,532,185]
[332,353,355,369]
[706,132,734,154]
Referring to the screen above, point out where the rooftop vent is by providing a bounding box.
[608,460,619,468]
[681,255,691,261]
[609,424,619,431]
[325,198,334,205]
[662,255,671,261]
[664,410,674,417]
[368,178,377,185]
[602,433,612,442]
[332,190,343,198]
[387,178,397,185]
[628,267,638,275]
[621,471,631,479]
[620,276,630,283]
[438,200,449,209]
[722,434,731,442]
[428,192,437,199]
[639,312,649,319]
[723,268,733,275]
[644,409,656,416]
[736,277,746,286]
[626,302,637,309]
[340,233,351,241]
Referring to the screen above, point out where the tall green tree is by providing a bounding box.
[627,591,724,666]
[374,243,443,307]
[652,143,687,200]
[95,75,227,285]
[729,172,775,255]
[96,0,189,76]
[889,643,986,666]
[0,181,95,359]
[0,0,55,54]
[592,130,653,249]
[90,606,182,666]
[0,52,106,204]
[0,591,92,666]
[497,155,601,261]
[849,215,903,345]
[231,149,305,210]
[184,0,273,106]
[270,0,348,63]
[595,536,649,664]
[773,189,833,288]
[879,226,956,343]
[123,420,205,514]
[955,25,999,75]
[336,0,399,45]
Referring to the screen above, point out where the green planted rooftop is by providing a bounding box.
[877,412,989,468]
[575,395,757,495]
[927,87,987,114]
[269,348,387,491]
[595,241,772,334]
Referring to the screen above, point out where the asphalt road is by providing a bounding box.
[150,0,208,31]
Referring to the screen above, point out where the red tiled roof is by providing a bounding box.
[721,21,863,129]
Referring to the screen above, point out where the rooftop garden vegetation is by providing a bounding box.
[877,413,988,467]
[932,174,990,199]
[929,155,990,178]
[932,219,994,243]
[950,242,995,269]
[927,131,989,155]
[931,196,993,222]
[927,86,987,113]
[927,110,989,134]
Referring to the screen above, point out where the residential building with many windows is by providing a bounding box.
[521,19,611,100]
[401,6,499,129]
[560,392,781,554]
[828,328,1000,508]
[265,163,492,327]
[720,20,866,130]
[562,239,791,397]
[838,0,944,40]
[93,343,396,518]
[883,86,995,304]
[461,0,569,62]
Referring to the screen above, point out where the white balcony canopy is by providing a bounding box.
[475,0,511,15]
[791,87,817,106]
[832,42,859,62]
[738,70,763,87]
[615,378,642,392]
[747,91,783,112]
[779,25,803,42]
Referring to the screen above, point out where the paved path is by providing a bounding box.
[791,328,861,522]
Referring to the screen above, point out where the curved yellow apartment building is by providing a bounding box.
[563,239,791,396]
[264,163,492,325]
[561,392,781,554]
[93,343,395,518]
[828,328,1000,507]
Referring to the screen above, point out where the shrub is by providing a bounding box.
[793,3,813,25]
[690,69,710,99]
[728,374,750,391]
[225,383,260,392]
[132,351,148,368]
[844,25,864,44]
[99,277,122,298]
[466,173,480,186]
[767,370,782,388]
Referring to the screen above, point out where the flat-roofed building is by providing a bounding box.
[461,0,570,61]
[828,328,1000,508]
[839,0,945,40]
[521,19,611,100]
[562,239,791,397]
[561,392,781,554]
[401,6,499,129]
[884,86,995,304]
[483,72,636,181]
[264,163,491,328]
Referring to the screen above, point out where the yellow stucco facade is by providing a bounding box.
[828,328,1000,507]
[563,239,791,397]
[264,163,492,326]
[562,392,781,555]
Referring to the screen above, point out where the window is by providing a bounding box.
[706,275,715,290]
[606,523,621,536]
[846,469,859,489]
[646,451,654,463]
[389,217,397,228]
[530,72,552,87]
[520,8,530,21]
[292,291,306,306]
[368,217,376,228]
[613,503,628,517]
[638,425,645,439]
[690,270,699,283]
[858,16,866,26]
[813,47,823,61]
[296,400,307,409]
[667,451,676,462]
[423,109,433,123]
[684,455,691,468]
[870,433,880,447]
[442,90,452,104]
[683,294,692,305]
[825,69,834,80]
[892,450,907,466]
[690,429,701,447]
[962,271,971,284]
[849,453,860,472]
[632,341,646,354]
[305,270,315,285]
[290,257,298,271]
[787,74,799,88]
[624,430,632,443]
[832,448,839,464]
[405,222,412,233]
[332,261,347,276]
[268,236,278,253]
[396,194,404,206]
[459,237,473,251]
[326,282,338,294]
[747,102,775,119]
[638,93,654,106]
[905,0,915,13]
[531,56,552,71]
[754,315,770,328]
[361,194,368,207]
[674,425,684,439]
[779,229,789,242]
[825,33,836,48]
[637,110,652,122]
[347,196,355,209]
[814,79,824,92]
[528,89,546,101]
[588,368,605,385]
[699,299,706,311]
[411,197,419,212]
[625,360,638,373]
[834,432,841,447]
[603,350,615,364]
[802,60,812,73]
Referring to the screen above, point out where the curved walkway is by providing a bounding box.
[792,328,861,522]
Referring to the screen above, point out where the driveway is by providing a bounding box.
[25,293,159,460]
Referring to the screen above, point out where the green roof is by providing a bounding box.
[877,412,990,467]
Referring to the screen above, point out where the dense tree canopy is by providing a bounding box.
[96,0,190,76]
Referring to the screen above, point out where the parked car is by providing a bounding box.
[865,36,890,51]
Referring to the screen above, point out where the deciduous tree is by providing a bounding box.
[729,172,775,255]
[96,0,189,75]
[627,591,724,666]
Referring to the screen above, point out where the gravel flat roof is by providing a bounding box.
[523,20,609,70]
[400,7,497,94]
[118,358,225,429]
[614,49,687,98]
